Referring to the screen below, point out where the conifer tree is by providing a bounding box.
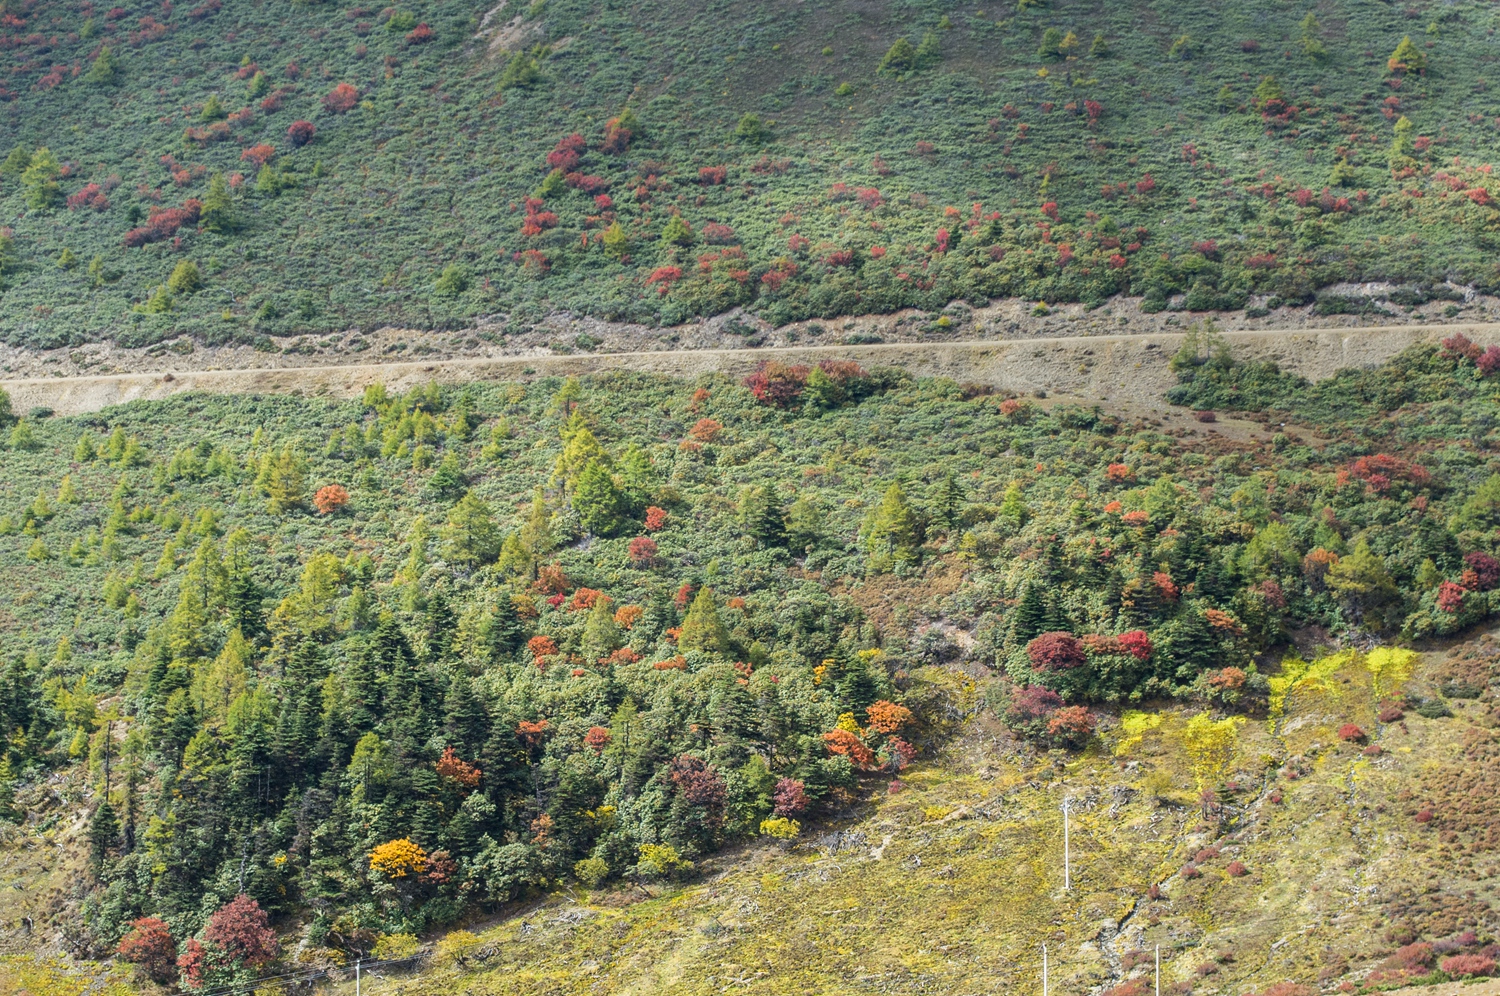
[679,587,731,653]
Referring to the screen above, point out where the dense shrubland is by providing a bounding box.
[0,344,1498,981]
[0,1,1499,345]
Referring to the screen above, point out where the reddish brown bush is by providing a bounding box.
[123,200,202,247]
[1415,809,1435,823]
[1337,723,1367,743]
[1226,860,1248,877]
[1195,846,1220,862]
[322,82,358,113]
[1007,685,1063,724]
[313,484,348,515]
[1181,864,1202,879]
[773,777,809,816]
[1194,410,1217,422]
[1378,705,1405,722]
[240,143,275,167]
[118,917,178,983]
[627,536,657,566]
[1441,954,1495,977]
[1027,631,1086,670]
[286,119,315,147]
[1116,630,1153,660]
[434,747,481,787]
[1047,705,1094,745]
[67,182,110,211]
[1465,551,1500,590]
[203,894,277,968]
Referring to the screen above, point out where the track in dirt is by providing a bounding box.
[1,322,1492,416]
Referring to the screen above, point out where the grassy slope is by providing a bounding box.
[1,1,1499,345]
[360,643,1498,996]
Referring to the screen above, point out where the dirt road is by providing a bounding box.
[0,322,1489,416]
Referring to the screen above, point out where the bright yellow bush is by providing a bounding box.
[369,837,427,878]
[372,932,421,960]
[1367,646,1417,698]
[1114,709,1163,756]
[1179,713,1242,788]
[759,816,801,839]
[1268,650,1353,720]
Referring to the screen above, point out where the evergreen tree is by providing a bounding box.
[20,147,61,211]
[679,587,731,654]
[482,594,525,660]
[878,37,916,74]
[785,496,823,552]
[265,446,306,514]
[573,459,627,537]
[865,482,920,568]
[1010,581,1048,645]
[202,173,236,233]
[1388,35,1426,74]
[582,597,623,663]
[441,493,500,565]
[443,677,489,758]
[85,46,120,85]
[738,485,785,547]
[88,797,120,874]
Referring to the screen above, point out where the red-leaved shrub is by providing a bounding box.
[1441,954,1495,978]
[286,119,315,147]
[322,82,358,113]
[1027,632,1086,670]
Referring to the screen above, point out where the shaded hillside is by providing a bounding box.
[0,1,1497,345]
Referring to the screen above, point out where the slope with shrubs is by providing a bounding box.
[376,639,1500,996]
[0,1,1499,346]
[1,339,1500,988]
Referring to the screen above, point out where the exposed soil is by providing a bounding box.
[0,295,1494,417]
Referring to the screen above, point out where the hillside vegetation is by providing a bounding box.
[2,333,1500,991]
[0,0,1499,346]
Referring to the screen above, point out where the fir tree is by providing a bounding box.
[88,797,120,874]
[679,587,731,654]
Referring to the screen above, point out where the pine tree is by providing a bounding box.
[573,459,626,536]
[865,482,921,568]
[879,37,916,74]
[201,173,236,233]
[925,473,964,532]
[999,480,1028,526]
[266,446,306,514]
[738,485,785,546]
[1010,581,1049,645]
[1038,27,1063,59]
[443,677,489,758]
[1388,35,1426,74]
[441,493,500,565]
[582,596,623,663]
[553,414,607,487]
[679,587,731,654]
[20,147,61,211]
[483,594,526,660]
[661,214,693,246]
[85,46,119,85]
[88,797,120,874]
[519,489,554,560]
[785,496,823,552]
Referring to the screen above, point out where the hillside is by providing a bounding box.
[2,331,1500,992]
[0,0,1498,347]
